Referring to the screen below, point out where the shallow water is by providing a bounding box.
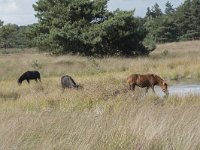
[155,83,200,96]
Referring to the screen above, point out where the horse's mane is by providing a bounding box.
[62,75,77,86]
[70,77,77,86]
[153,74,164,84]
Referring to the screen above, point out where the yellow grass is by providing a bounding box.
[0,40,200,150]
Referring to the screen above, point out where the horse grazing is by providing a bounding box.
[61,75,82,90]
[17,71,41,85]
[127,74,169,95]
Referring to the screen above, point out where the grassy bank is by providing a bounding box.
[0,40,200,150]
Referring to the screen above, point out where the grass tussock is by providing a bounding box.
[0,41,200,149]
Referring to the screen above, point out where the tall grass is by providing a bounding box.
[0,41,200,150]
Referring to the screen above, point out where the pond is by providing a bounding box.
[155,83,200,96]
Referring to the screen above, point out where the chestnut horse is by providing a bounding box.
[127,74,169,95]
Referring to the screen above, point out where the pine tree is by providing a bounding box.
[165,1,175,15]
[175,0,192,40]
[145,7,152,19]
[0,24,18,49]
[0,20,3,26]
[156,16,178,42]
[33,0,151,56]
[152,3,163,18]
[190,0,200,39]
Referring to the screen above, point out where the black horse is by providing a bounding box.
[17,71,41,85]
[61,75,82,90]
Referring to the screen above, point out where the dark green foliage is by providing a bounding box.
[0,22,34,49]
[165,1,175,15]
[32,0,151,56]
[32,0,109,54]
[0,24,18,49]
[175,0,193,40]
[144,3,173,43]
[175,0,200,40]
[146,16,178,43]
[10,26,35,48]
[145,0,200,43]
[146,7,152,19]
[152,3,163,17]
[145,3,163,19]
[84,11,149,56]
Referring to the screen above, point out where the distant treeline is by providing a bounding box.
[0,0,199,56]
[145,0,200,43]
[0,21,34,49]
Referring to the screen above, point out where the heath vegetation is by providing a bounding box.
[0,41,200,150]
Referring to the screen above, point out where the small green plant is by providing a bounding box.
[168,63,175,69]
[87,56,104,74]
[31,59,42,69]
[161,49,169,57]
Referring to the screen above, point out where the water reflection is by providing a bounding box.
[155,84,200,96]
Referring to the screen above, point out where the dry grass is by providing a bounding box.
[0,40,200,150]
[0,94,200,150]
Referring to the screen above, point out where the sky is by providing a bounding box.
[0,0,184,26]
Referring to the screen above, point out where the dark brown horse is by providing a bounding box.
[17,71,41,85]
[127,74,169,95]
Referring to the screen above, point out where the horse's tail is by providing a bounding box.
[38,73,41,82]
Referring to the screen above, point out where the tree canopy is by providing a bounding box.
[32,0,151,56]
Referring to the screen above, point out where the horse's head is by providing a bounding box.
[17,81,22,85]
[17,78,22,85]
[76,84,84,90]
[161,81,169,95]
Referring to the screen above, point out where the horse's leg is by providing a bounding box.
[129,84,132,90]
[27,79,30,84]
[35,78,38,82]
[128,83,133,90]
[131,84,136,97]
[129,84,135,91]
[151,86,155,94]
[145,87,149,93]
[61,87,65,93]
